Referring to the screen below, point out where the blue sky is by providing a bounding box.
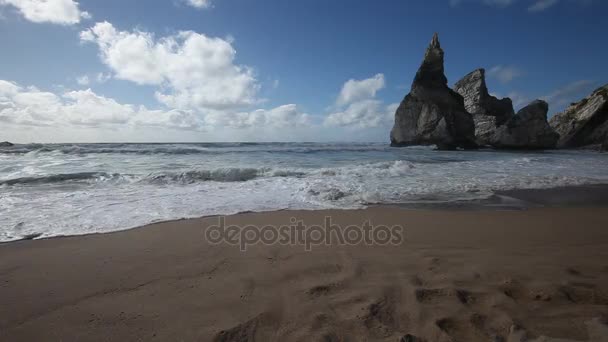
[0,0,606,143]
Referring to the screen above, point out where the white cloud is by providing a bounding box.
[487,65,523,84]
[528,0,559,12]
[0,79,201,129]
[325,100,398,129]
[325,74,396,129]
[76,72,111,86]
[204,104,310,129]
[0,79,309,133]
[336,73,385,107]
[184,0,211,9]
[76,75,89,86]
[81,21,259,112]
[96,72,111,83]
[0,0,90,25]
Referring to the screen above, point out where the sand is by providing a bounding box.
[2,206,608,341]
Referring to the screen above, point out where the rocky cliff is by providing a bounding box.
[493,100,559,149]
[390,34,476,150]
[549,84,608,149]
[454,69,514,146]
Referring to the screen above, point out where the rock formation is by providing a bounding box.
[0,141,14,147]
[549,84,608,149]
[454,69,514,146]
[390,33,476,150]
[492,100,559,149]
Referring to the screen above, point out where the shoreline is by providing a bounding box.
[1,205,608,341]
[4,183,608,244]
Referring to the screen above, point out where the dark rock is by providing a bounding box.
[454,69,515,146]
[493,100,559,149]
[400,334,426,342]
[549,84,608,148]
[0,141,14,147]
[390,33,477,150]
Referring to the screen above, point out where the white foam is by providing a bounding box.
[2,143,608,241]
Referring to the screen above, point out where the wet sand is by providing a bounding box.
[1,206,608,341]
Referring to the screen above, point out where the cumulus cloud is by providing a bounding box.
[204,104,310,129]
[184,0,212,9]
[325,100,398,129]
[0,79,309,132]
[0,79,202,129]
[0,0,90,25]
[335,73,385,107]
[80,21,259,112]
[325,74,397,129]
[487,65,523,84]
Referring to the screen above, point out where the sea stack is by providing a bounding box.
[390,33,476,150]
[454,69,515,146]
[492,100,559,149]
[549,84,608,149]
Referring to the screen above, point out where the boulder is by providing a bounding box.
[454,69,514,146]
[390,33,476,150]
[549,84,608,148]
[0,141,14,147]
[493,100,559,149]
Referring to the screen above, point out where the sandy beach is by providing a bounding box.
[2,0,608,341]
[2,205,608,341]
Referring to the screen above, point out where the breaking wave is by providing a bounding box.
[0,142,392,156]
[2,142,608,242]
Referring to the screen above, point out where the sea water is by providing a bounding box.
[1,142,608,241]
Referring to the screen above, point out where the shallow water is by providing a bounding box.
[1,142,608,241]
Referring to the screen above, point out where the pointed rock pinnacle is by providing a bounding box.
[430,32,440,49]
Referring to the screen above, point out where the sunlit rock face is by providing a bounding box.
[550,84,608,149]
[454,68,514,147]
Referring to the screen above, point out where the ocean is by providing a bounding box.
[1,142,608,242]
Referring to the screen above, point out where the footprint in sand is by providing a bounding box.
[558,282,608,305]
[435,315,493,342]
[506,318,608,342]
[363,292,400,338]
[307,282,340,298]
[414,287,476,305]
[213,312,276,342]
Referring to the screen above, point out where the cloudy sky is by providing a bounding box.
[0,0,606,143]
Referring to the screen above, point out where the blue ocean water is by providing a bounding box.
[1,142,608,241]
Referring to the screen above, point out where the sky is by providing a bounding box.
[0,0,606,143]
